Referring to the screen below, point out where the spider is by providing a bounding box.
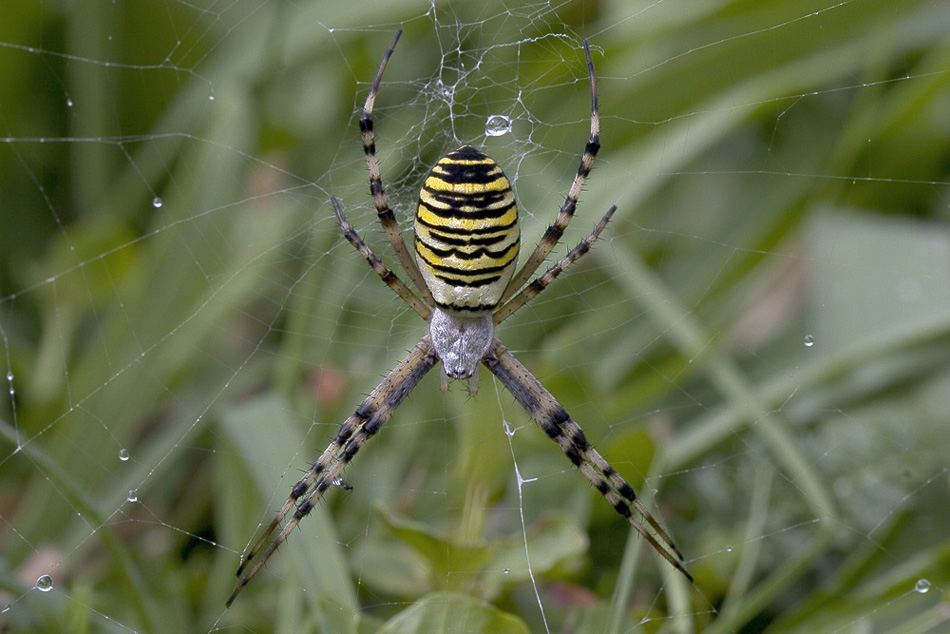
[227,30,692,606]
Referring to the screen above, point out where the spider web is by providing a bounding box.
[2,1,949,632]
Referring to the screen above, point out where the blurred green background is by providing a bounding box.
[1,0,949,632]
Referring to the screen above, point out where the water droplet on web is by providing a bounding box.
[485,114,512,137]
[66,98,73,107]
[127,489,138,502]
[915,578,930,593]
[118,448,130,461]
[35,575,53,592]
[502,568,510,574]
[803,334,815,347]
[725,545,733,553]
[152,196,163,208]
[331,478,353,491]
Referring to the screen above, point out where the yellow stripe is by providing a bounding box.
[416,201,517,232]
[423,175,510,194]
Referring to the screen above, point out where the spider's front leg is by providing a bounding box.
[359,29,434,306]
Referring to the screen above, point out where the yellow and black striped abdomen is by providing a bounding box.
[415,145,520,313]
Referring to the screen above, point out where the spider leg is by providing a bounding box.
[483,342,694,583]
[332,196,431,320]
[494,205,615,324]
[227,337,439,606]
[500,39,601,303]
[360,29,435,306]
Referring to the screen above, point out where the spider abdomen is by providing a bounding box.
[414,145,520,313]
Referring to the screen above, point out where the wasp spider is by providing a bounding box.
[227,30,692,606]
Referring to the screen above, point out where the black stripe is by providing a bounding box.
[617,481,638,501]
[575,138,599,177]
[433,273,504,288]
[416,215,517,236]
[418,197,515,221]
[446,145,489,161]
[439,301,499,312]
[420,228,512,248]
[421,188,512,207]
[540,224,564,244]
[417,239,518,261]
[432,162,504,185]
[551,407,571,427]
[567,424,589,450]
[614,500,633,519]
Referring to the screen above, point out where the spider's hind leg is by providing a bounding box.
[483,341,694,583]
[227,337,439,606]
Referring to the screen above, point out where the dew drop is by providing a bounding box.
[35,575,53,592]
[208,94,215,101]
[485,114,512,137]
[118,448,130,462]
[725,545,733,553]
[331,478,353,491]
[66,98,73,107]
[803,334,815,347]
[151,196,163,208]
[127,489,138,503]
[915,578,931,594]
[502,568,510,574]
